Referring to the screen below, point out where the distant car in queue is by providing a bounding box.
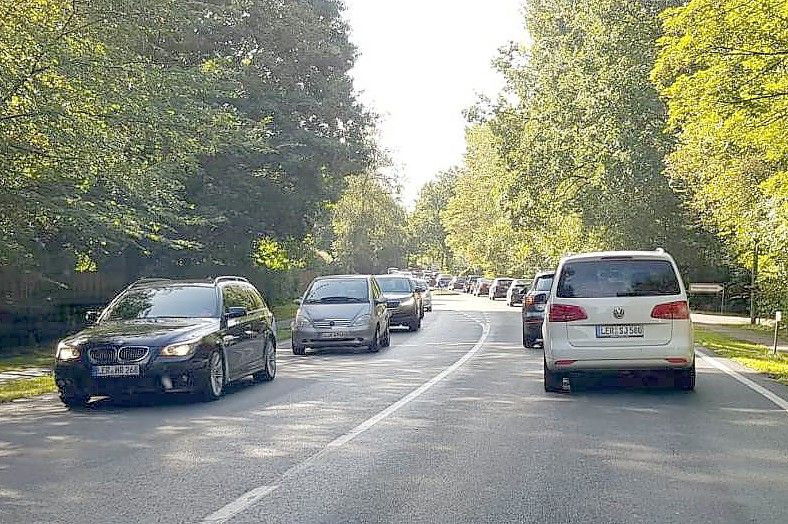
[54,277,277,407]
[464,275,481,293]
[377,274,423,331]
[521,271,554,348]
[488,278,514,300]
[436,274,452,288]
[291,275,391,355]
[415,278,433,312]
[506,279,529,307]
[449,276,466,290]
[474,278,492,296]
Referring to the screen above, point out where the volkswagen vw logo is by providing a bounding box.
[613,307,625,319]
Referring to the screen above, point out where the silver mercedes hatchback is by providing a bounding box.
[291,275,391,355]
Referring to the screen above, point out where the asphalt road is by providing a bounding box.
[1,293,787,523]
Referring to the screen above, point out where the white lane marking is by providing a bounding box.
[698,349,788,414]
[202,485,279,523]
[201,317,491,523]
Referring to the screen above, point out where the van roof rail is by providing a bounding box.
[214,276,250,284]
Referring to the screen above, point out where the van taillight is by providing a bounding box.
[549,304,587,322]
[651,300,690,320]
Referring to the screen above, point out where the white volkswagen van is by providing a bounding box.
[542,250,694,392]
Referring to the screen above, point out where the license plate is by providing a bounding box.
[595,324,644,338]
[91,365,140,377]
[320,331,348,339]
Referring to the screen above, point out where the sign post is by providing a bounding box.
[774,311,782,356]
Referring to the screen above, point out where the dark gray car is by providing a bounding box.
[376,275,422,331]
[291,275,390,355]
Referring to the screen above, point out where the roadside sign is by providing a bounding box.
[777,311,782,322]
[689,283,724,294]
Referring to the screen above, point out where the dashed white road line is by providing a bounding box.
[201,317,491,523]
[697,348,788,414]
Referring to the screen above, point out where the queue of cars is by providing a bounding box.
[438,249,695,392]
[53,271,433,407]
[53,250,694,407]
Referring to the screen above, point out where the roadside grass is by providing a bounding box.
[738,323,788,344]
[695,327,788,385]
[0,375,56,403]
[272,302,299,322]
[276,326,292,345]
[0,347,53,373]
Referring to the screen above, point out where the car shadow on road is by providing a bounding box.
[565,373,690,396]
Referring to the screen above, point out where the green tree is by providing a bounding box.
[407,169,458,269]
[652,0,788,309]
[331,174,407,273]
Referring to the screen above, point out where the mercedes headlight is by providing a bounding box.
[295,316,312,328]
[352,314,371,326]
[160,339,199,358]
[56,341,80,361]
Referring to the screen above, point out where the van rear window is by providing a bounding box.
[557,260,681,298]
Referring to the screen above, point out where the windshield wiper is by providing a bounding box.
[311,296,364,303]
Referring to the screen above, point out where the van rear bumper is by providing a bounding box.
[546,356,694,372]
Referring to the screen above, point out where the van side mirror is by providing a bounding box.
[293,298,302,305]
[85,310,100,323]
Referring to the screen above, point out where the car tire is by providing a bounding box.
[59,392,90,408]
[674,362,695,391]
[368,327,380,352]
[381,325,391,348]
[200,350,225,402]
[544,357,564,393]
[253,338,276,382]
[522,326,533,348]
[408,316,421,332]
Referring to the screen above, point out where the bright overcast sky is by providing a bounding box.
[342,0,529,206]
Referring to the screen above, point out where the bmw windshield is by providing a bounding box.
[103,286,220,320]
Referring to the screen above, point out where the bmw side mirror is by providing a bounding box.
[85,310,99,324]
[226,306,248,319]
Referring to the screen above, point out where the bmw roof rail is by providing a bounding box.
[132,277,173,284]
[214,276,250,284]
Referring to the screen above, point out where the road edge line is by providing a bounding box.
[697,348,788,414]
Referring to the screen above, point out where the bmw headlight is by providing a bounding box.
[160,340,199,358]
[56,341,80,361]
[352,314,371,326]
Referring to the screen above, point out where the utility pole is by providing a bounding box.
[750,240,759,325]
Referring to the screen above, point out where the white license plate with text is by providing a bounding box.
[320,331,348,339]
[595,324,644,338]
[91,365,140,377]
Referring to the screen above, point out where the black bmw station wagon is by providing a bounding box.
[54,276,277,407]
